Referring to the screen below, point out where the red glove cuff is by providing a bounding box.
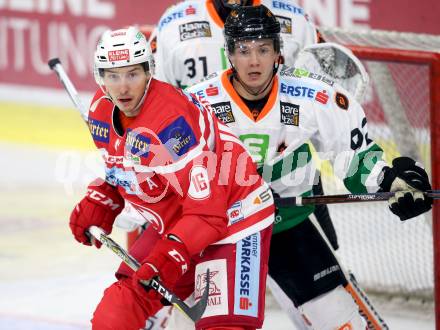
[86,178,124,213]
[169,214,226,256]
[69,178,124,246]
[141,238,190,278]
[133,238,190,299]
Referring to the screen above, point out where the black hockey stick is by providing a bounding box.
[48,57,89,122]
[275,190,440,207]
[87,226,210,322]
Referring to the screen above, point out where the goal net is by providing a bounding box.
[317,26,440,319]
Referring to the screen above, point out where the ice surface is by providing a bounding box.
[0,143,435,330]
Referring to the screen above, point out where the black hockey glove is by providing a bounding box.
[378,157,432,221]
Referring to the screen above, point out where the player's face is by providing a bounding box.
[230,39,279,95]
[102,64,149,117]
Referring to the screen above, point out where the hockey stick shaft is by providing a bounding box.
[87,226,210,322]
[275,190,440,207]
[48,58,89,122]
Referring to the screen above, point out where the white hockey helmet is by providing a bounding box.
[94,26,154,85]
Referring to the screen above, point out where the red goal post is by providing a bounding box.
[320,26,440,329]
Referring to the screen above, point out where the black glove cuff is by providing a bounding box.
[378,157,431,192]
[378,166,393,192]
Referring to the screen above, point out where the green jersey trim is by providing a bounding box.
[258,143,312,183]
[343,143,384,193]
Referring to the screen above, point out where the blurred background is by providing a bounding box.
[1,1,439,329]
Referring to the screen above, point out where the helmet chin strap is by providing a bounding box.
[229,57,281,97]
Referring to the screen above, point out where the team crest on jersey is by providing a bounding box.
[179,21,212,41]
[280,102,299,126]
[89,118,110,143]
[158,116,197,160]
[276,15,292,34]
[131,203,165,234]
[211,102,235,124]
[335,92,349,110]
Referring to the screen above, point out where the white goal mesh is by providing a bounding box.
[317,27,440,304]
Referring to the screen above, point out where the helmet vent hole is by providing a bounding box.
[134,50,145,57]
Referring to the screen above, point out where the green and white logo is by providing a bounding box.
[239,134,269,166]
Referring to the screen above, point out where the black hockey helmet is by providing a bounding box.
[224,5,281,54]
[215,0,251,9]
[212,0,251,22]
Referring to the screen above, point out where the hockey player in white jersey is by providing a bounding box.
[150,0,318,89]
[184,5,433,329]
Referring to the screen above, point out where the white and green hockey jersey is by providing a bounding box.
[188,66,387,233]
[150,0,318,89]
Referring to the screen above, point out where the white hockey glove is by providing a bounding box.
[378,157,432,220]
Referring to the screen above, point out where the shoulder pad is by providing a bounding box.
[268,0,306,17]
[157,1,201,31]
[280,65,335,87]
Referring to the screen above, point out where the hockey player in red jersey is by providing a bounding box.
[68,26,275,330]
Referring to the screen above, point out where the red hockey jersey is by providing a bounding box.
[87,79,274,253]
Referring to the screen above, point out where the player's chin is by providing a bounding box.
[117,101,132,112]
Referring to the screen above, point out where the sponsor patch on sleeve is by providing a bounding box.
[158,116,197,159]
[88,118,110,143]
[280,102,299,126]
[228,201,244,225]
[276,15,292,34]
[335,92,349,110]
[179,21,212,41]
[211,101,235,124]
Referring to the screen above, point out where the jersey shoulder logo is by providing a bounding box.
[158,116,197,160]
[88,118,110,143]
[179,21,212,41]
[126,129,150,159]
[211,101,235,124]
[335,92,349,110]
[276,15,292,34]
[280,102,300,126]
[158,3,199,31]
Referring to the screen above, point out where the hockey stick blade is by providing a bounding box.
[47,57,89,122]
[87,226,210,322]
[275,190,440,207]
